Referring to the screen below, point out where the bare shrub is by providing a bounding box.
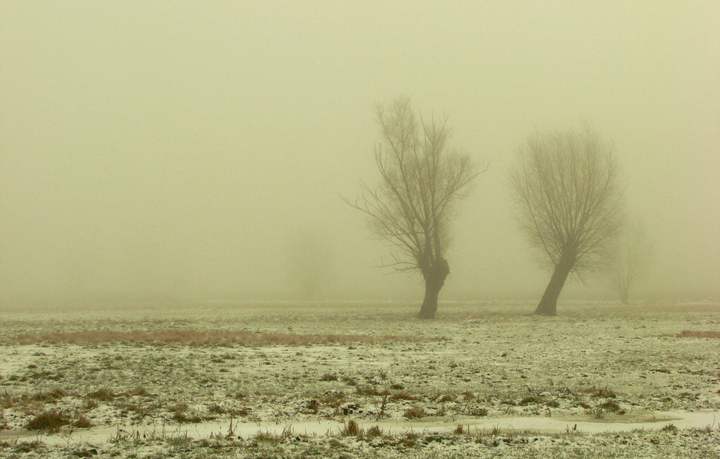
[319,392,345,408]
[519,395,544,406]
[305,399,319,414]
[466,406,488,417]
[207,404,227,415]
[83,399,99,410]
[26,410,71,432]
[254,430,279,443]
[599,400,622,413]
[172,410,202,424]
[9,440,44,453]
[365,425,384,438]
[402,406,425,419]
[1,391,12,409]
[254,426,294,443]
[31,388,68,403]
[391,391,418,401]
[340,419,362,437]
[401,431,421,447]
[661,423,678,433]
[341,375,357,386]
[74,414,93,428]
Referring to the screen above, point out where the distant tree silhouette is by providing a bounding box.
[510,126,624,316]
[287,230,332,300]
[346,97,483,318]
[607,218,653,304]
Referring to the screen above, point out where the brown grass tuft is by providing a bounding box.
[85,388,119,401]
[365,425,384,438]
[254,426,294,443]
[26,410,71,432]
[582,386,616,398]
[130,387,153,397]
[30,388,68,403]
[391,391,418,401]
[466,406,488,417]
[675,330,720,339]
[402,406,426,419]
[356,386,390,397]
[340,419,362,437]
[74,414,93,428]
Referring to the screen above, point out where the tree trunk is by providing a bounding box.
[534,260,572,316]
[417,259,449,319]
[619,286,629,305]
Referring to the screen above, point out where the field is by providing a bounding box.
[1,300,719,458]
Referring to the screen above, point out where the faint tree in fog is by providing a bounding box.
[287,230,332,300]
[510,126,624,316]
[607,218,653,304]
[345,97,484,319]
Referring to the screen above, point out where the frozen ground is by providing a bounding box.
[1,300,719,458]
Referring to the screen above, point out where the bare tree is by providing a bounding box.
[286,229,332,300]
[346,97,483,319]
[607,218,653,304]
[510,126,624,316]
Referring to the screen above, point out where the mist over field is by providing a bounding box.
[1,1,718,306]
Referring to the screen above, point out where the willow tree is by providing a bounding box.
[347,98,483,319]
[510,126,624,316]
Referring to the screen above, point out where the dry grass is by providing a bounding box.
[254,426,295,443]
[390,391,418,401]
[339,419,362,437]
[356,386,390,397]
[25,410,72,433]
[402,406,426,419]
[2,329,436,346]
[582,386,617,398]
[86,388,122,401]
[675,330,720,339]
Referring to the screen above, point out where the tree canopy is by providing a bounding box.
[347,97,483,318]
[510,126,624,315]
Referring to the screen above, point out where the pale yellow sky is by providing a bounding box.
[1,1,718,303]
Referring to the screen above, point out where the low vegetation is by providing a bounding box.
[2,329,436,346]
[25,410,72,433]
[675,330,720,339]
[1,301,719,457]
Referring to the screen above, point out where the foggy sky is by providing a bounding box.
[1,1,718,304]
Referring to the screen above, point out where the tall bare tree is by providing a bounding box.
[510,126,624,316]
[347,98,483,319]
[607,218,653,304]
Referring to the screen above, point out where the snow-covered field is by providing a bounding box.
[1,300,719,458]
